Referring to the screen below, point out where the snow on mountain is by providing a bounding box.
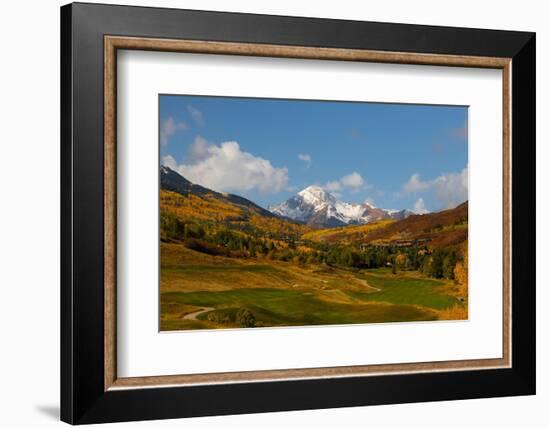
[270,185,414,228]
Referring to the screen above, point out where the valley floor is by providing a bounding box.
[160,243,466,331]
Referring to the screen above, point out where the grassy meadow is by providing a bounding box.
[159,170,468,331]
[160,241,467,331]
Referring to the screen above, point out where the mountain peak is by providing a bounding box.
[299,185,324,194]
[270,186,412,228]
[297,185,335,205]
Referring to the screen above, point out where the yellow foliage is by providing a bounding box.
[161,190,242,222]
[248,214,311,236]
[160,189,312,238]
[302,219,395,243]
[438,304,468,320]
[395,253,408,267]
[454,240,468,298]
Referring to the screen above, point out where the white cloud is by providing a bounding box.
[340,172,364,189]
[162,155,177,170]
[166,139,288,195]
[325,172,367,194]
[187,135,209,162]
[413,198,429,214]
[401,167,468,209]
[160,117,187,146]
[402,173,431,193]
[324,180,341,192]
[298,153,312,167]
[187,105,205,127]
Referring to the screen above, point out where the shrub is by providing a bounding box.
[184,238,227,256]
[236,308,256,327]
[206,311,231,324]
[160,212,185,241]
[185,223,205,239]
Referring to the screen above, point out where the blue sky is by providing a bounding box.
[160,94,468,213]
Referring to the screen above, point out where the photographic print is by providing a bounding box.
[159,95,468,331]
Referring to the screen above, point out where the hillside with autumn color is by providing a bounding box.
[305,202,468,250]
[159,166,468,331]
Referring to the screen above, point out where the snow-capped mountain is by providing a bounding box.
[270,185,414,228]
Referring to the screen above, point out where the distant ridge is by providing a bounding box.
[160,165,276,218]
[362,201,468,248]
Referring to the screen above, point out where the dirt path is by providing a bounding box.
[182,307,215,320]
[357,278,381,292]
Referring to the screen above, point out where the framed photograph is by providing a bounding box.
[61,2,535,424]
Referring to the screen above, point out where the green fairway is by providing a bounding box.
[161,285,439,330]
[350,269,457,310]
[159,246,462,331]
